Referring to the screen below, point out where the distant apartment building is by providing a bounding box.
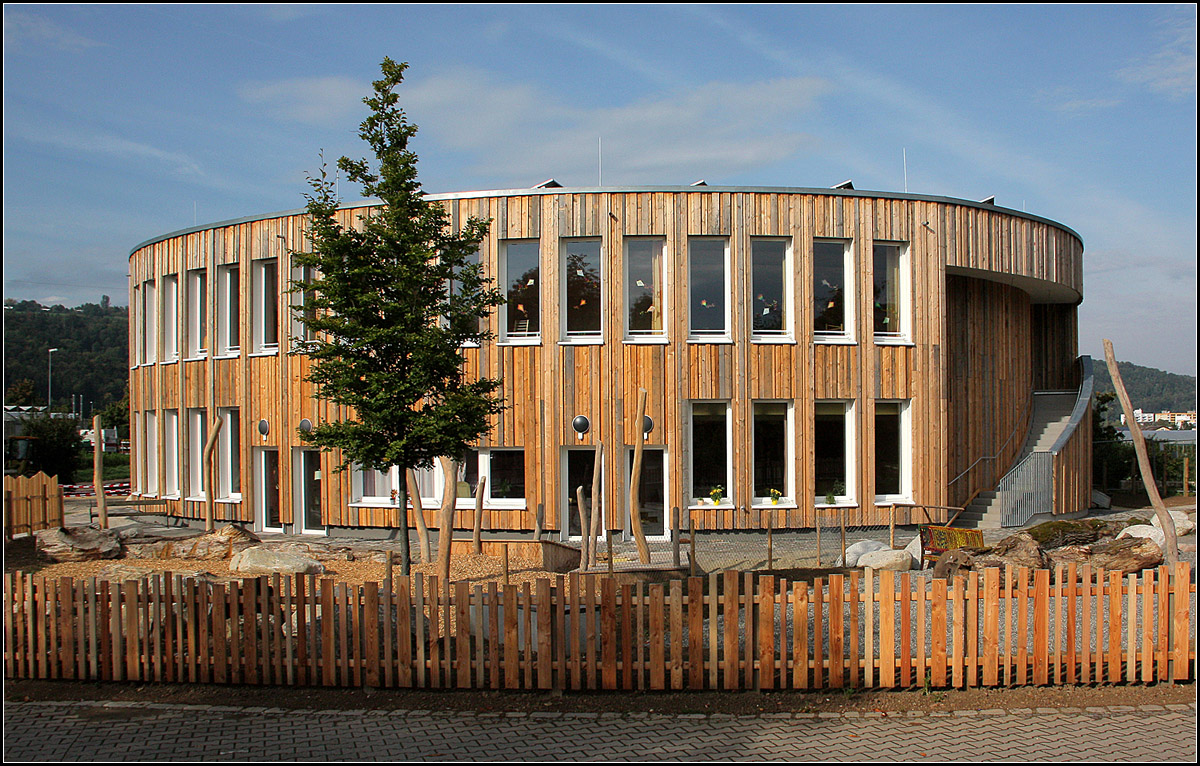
[1120,409,1197,429]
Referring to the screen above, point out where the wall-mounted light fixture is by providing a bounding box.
[258,419,270,440]
[572,415,590,441]
[299,418,313,434]
[643,415,654,441]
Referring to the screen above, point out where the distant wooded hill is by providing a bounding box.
[1092,358,1197,423]
[3,298,128,412]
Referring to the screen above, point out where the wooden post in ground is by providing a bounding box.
[385,551,394,594]
[589,444,603,568]
[202,416,223,532]
[503,543,510,586]
[472,476,486,554]
[767,512,773,570]
[688,511,696,577]
[816,509,822,567]
[1103,339,1179,565]
[406,469,432,562]
[532,500,542,541]
[840,506,847,566]
[1184,457,1190,498]
[576,485,590,571]
[672,507,681,569]
[607,529,614,576]
[628,388,651,564]
[890,505,896,549]
[92,415,107,529]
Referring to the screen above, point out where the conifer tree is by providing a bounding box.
[291,58,505,572]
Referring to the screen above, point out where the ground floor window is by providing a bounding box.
[752,401,791,504]
[690,402,731,506]
[628,446,666,537]
[874,400,910,501]
[815,400,853,504]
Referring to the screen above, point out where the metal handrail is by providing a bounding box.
[947,389,1036,487]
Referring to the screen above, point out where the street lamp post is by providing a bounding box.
[47,348,59,412]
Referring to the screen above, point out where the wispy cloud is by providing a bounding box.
[3,9,106,53]
[11,120,205,179]
[1116,10,1197,100]
[238,76,370,128]
[1034,86,1122,115]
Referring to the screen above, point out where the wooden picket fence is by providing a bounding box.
[4,473,64,539]
[4,565,1194,691]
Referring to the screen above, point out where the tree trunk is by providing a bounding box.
[202,416,223,533]
[92,415,107,529]
[472,475,486,554]
[437,457,458,584]
[406,468,431,562]
[1103,339,1178,565]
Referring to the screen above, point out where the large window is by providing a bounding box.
[815,401,853,504]
[141,280,157,364]
[487,449,526,504]
[187,408,207,498]
[252,258,279,353]
[627,447,667,537]
[562,239,602,339]
[217,407,241,499]
[501,240,540,342]
[161,275,178,361]
[143,411,158,495]
[624,238,665,338]
[813,240,852,340]
[751,240,789,338]
[874,400,910,500]
[447,249,482,339]
[688,238,728,338]
[752,402,792,504]
[872,242,908,341]
[690,402,731,505]
[216,264,239,356]
[163,409,179,497]
[187,269,207,358]
[291,262,318,345]
[352,464,396,505]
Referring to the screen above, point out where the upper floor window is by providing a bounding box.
[813,240,852,341]
[688,238,729,339]
[141,280,157,364]
[562,239,602,340]
[500,240,540,343]
[872,242,909,342]
[447,249,482,340]
[751,239,789,339]
[291,262,318,346]
[252,258,279,353]
[161,275,178,361]
[216,264,240,356]
[625,238,665,339]
[187,269,207,358]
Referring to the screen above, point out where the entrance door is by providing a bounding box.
[562,448,603,541]
[293,448,324,535]
[255,448,283,532]
[628,447,667,539]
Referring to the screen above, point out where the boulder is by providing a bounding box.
[35,526,122,562]
[128,524,260,560]
[271,542,357,562]
[857,549,914,571]
[835,539,891,567]
[1150,510,1195,537]
[976,531,1049,572]
[230,546,326,576]
[902,535,924,569]
[1116,524,1166,549]
[97,562,215,583]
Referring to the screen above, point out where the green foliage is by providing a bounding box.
[16,416,84,483]
[292,58,506,478]
[5,378,36,406]
[97,387,131,439]
[2,298,128,412]
[1092,360,1196,424]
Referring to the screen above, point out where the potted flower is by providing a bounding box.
[769,488,782,505]
[709,485,724,505]
[824,481,845,506]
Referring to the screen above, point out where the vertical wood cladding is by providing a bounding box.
[129,191,1084,533]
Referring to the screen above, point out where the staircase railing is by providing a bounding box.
[995,356,1094,527]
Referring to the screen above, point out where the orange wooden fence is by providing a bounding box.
[4,473,63,539]
[5,565,1194,690]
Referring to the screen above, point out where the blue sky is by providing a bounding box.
[4,4,1196,376]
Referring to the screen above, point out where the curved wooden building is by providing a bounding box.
[128,186,1091,539]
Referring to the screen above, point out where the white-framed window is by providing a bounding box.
[751,239,791,340]
[186,269,208,358]
[624,238,666,340]
[143,410,158,496]
[815,400,855,505]
[688,238,730,340]
[131,285,141,367]
[500,240,540,343]
[752,401,793,505]
[561,239,602,341]
[351,464,397,506]
[142,280,157,364]
[482,448,526,507]
[252,258,279,353]
[689,401,732,506]
[217,407,241,500]
[161,275,178,362]
[626,446,668,539]
[162,409,179,497]
[291,261,318,347]
[132,411,143,492]
[874,400,911,502]
[872,242,910,343]
[813,239,854,342]
[447,249,483,345]
[216,263,240,356]
[187,408,207,499]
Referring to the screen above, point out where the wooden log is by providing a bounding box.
[1103,339,1178,564]
[202,416,223,532]
[576,485,590,571]
[589,443,603,568]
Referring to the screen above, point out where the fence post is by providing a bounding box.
[93,415,107,529]
[767,512,773,570]
[889,505,896,549]
[815,509,822,567]
[671,507,680,569]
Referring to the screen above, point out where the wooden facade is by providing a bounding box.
[127,187,1085,537]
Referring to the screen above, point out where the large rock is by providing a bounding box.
[857,549,914,571]
[835,539,891,567]
[97,562,216,583]
[35,526,122,562]
[931,549,976,580]
[230,546,326,576]
[1150,510,1195,537]
[902,535,924,569]
[126,524,260,560]
[973,531,1050,572]
[1116,524,1166,549]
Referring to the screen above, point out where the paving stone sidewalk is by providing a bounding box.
[5,700,1196,761]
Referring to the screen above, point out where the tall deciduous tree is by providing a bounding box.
[291,58,505,574]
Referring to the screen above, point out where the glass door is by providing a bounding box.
[562,448,604,542]
[256,448,282,532]
[293,448,324,535]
